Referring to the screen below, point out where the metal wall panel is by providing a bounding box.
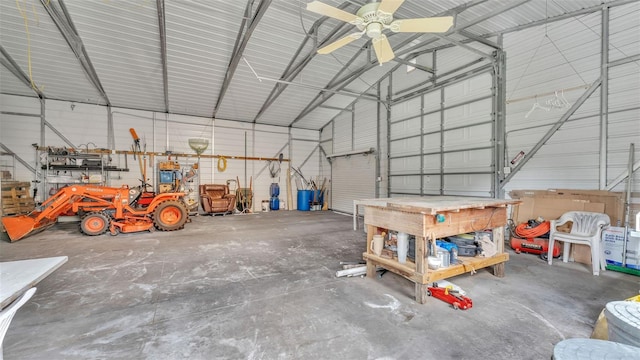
[63,0,165,111]
[609,2,640,63]
[354,100,377,150]
[0,67,36,98]
[0,95,41,186]
[0,95,322,210]
[0,1,103,103]
[503,6,639,194]
[164,1,245,117]
[607,62,640,192]
[331,111,352,154]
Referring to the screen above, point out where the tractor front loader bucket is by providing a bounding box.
[2,213,56,242]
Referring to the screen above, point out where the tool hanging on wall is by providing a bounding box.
[129,128,149,191]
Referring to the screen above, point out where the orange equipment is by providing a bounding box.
[2,185,188,242]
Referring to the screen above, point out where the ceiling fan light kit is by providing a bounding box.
[306,0,454,64]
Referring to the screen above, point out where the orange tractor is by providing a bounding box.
[2,185,189,242]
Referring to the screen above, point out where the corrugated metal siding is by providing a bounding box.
[353,100,377,150]
[503,6,639,194]
[216,1,347,123]
[294,107,340,130]
[505,14,601,102]
[63,1,165,111]
[0,67,37,97]
[164,1,245,117]
[607,61,640,192]
[331,111,352,154]
[609,2,640,63]
[0,95,41,185]
[0,1,103,103]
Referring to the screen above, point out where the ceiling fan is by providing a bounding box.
[306,0,454,64]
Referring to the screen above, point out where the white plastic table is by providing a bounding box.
[0,256,68,308]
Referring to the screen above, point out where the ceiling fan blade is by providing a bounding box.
[306,1,359,24]
[390,16,454,33]
[377,0,404,15]
[317,33,362,54]
[372,35,395,64]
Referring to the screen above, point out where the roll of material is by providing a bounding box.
[605,301,640,347]
[335,266,367,277]
[553,338,640,360]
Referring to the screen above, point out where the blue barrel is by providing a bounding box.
[297,190,312,211]
[270,183,280,197]
[270,197,279,211]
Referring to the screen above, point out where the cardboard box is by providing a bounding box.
[603,227,640,270]
[509,189,626,265]
[510,189,622,225]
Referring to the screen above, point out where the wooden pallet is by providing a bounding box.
[1,181,35,216]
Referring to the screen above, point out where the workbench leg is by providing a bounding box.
[365,224,377,278]
[491,226,506,277]
[492,263,505,277]
[415,283,428,304]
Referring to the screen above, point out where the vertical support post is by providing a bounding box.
[351,102,355,151]
[39,98,45,147]
[288,127,293,209]
[420,94,425,196]
[439,87,445,195]
[600,7,610,190]
[107,105,114,186]
[386,74,392,197]
[493,45,507,199]
[38,97,45,199]
[376,83,381,198]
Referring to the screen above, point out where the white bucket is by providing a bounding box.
[397,232,409,264]
[261,200,269,212]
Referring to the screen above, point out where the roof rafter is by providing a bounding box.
[251,1,359,123]
[212,0,272,118]
[0,45,44,98]
[41,0,110,105]
[288,0,495,127]
[156,0,169,113]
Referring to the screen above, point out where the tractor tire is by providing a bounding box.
[153,199,188,231]
[80,211,110,236]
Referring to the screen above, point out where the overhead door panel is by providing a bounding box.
[390,68,494,197]
[331,153,376,213]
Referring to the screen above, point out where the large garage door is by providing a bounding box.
[331,153,376,214]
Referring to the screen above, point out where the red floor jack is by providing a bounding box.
[510,220,562,260]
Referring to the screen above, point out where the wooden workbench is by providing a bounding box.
[361,196,520,303]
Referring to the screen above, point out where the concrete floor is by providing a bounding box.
[1,211,638,360]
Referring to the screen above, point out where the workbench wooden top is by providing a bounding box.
[356,196,521,215]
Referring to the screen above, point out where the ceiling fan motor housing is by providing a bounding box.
[356,2,393,38]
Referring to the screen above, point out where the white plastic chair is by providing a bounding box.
[0,287,36,360]
[547,211,610,275]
